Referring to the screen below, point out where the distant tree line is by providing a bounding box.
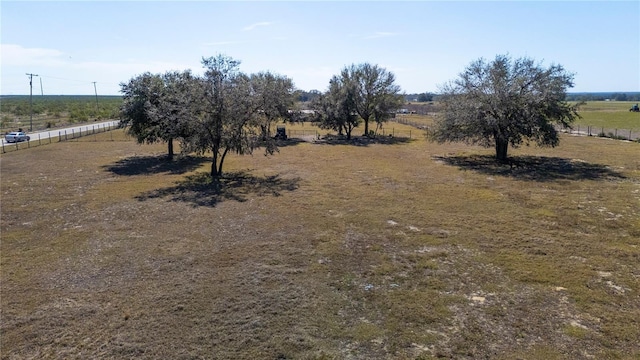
[565,92,640,101]
[295,89,322,103]
[404,93,436,102]
[302,91,640,103]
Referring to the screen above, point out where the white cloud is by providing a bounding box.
[1,44,68,67]
[1,44,199,95]
[242,22,273,31]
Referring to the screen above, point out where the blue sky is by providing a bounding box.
[1,1,639,95]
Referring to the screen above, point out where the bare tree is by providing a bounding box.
[430,54,580,161]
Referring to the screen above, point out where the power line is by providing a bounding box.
[37,74,120,94]
[38,74,118,87]
[38,74,88,83]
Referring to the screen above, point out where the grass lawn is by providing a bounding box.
[1,124,639,359]
[574,101,640,132]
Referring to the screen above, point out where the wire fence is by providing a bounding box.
[1,122,120,153]
[391,117,432,130]
[389,117,639,142]
[285,127,415,141]
[560,125,639,141]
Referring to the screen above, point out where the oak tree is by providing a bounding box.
[312,75,360,140]
[345,63,404,136]
[183,55,294,179]
[119,70,197,159]
[430,54,580,161]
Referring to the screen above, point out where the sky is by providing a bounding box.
[1,1,639,96]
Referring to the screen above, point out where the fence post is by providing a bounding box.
[59,131,61,142]
[39,133,41,146]
[65,130,68,141]
[1,141,4,153]
[630,130,632,141]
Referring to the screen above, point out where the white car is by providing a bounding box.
[5,132,30,143]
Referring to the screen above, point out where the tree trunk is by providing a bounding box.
[217,147,230,179]
[211,151,219,178]
[167,138,174,160]
[495,137,509,162]
[363,119,369,137]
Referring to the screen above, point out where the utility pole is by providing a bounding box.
[26,73,39,131]
[92,82,99,113]
[40,77,44,96]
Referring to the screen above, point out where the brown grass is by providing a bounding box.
[1,125,639,359]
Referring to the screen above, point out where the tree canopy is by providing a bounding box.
[347,63,404,136]
[312,75,360,139]
[119,70,197,159]
[430,54,580,161]
[312,63,403,139]
[183,55,295,179]
[119,55,294,179]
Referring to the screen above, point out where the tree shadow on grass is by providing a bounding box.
[104,154,209,176]
[135,170,301,207]
[434,154,626,182]
[316,134,415,147]
[272,137,309,148]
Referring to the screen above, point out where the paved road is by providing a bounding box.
[1,120,120,146]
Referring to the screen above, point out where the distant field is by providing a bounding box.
[574,101,640,131]
[395,101,640,135]
[0,95,122,133]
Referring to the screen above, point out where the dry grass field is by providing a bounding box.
[1,124,639,359]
